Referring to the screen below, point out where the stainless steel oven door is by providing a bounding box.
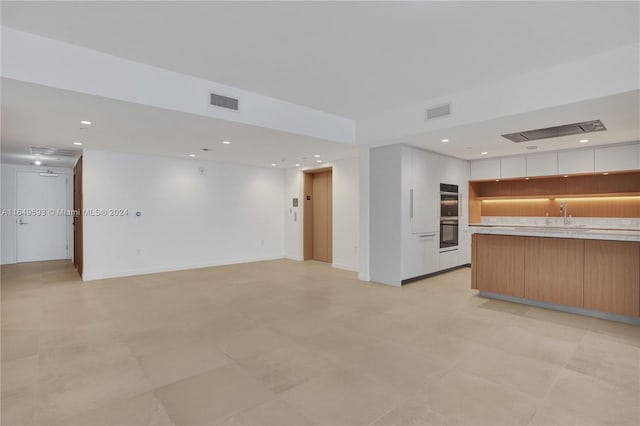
[440,191,459,218]
[440,218,459,249]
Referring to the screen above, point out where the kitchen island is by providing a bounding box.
[469,225,640,324]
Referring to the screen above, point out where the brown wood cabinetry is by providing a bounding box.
[583,240,640,317]
[524,237,584,307]
[473,234,640,318]
[475,234,525,297]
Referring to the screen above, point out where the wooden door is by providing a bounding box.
[584,240,640,317]
[303,169,332,263]
[73,156,83,277]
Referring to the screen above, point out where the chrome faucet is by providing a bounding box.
[560,201,572,226]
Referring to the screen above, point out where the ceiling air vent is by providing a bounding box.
[502,120,606,143]
[210,92,239,111]
[30,146,77,156]
[425,103,451,121]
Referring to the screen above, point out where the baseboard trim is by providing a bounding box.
[401,263,471,286]
[331,263,359,273]
[82,255,285,282]
[284,255,304,261]
[479,291,640,326]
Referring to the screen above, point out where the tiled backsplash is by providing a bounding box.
[480,216,640,230]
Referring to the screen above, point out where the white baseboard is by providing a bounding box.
[81,255,284,282]
[332,262,359,272]
[284,255,304,261]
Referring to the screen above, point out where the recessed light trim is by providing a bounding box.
[188,154,196,158]
[441,139,449,143]
[579,139,589,143]
[80,120,92,125]
[271,163,277,167]
[314,154,320,158]
[73,142,83,146]
[481,152,488,155]
[295,163,301,167]
[222,141,231,145]
[316,160,322,163]
[34,160,42,165]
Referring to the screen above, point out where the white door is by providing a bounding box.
[16,171,68,262]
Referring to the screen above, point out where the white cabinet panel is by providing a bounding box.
[470,159,501,180]
[402,232,439,280]
[500,156,526,178]
[411,149,439,234]
[526,152,558,177]
[439,248,459,270]
[595,144,640,172]
[558,149,594,175]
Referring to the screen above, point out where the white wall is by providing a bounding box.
[358,43,640,146]
[331,157,359,272]
[2,27,355,145]
[1,163,74,265]
[283,157,360,272]
[283,167,302,261]
[81,150,285,280]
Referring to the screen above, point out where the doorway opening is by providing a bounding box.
[303,168,333,263]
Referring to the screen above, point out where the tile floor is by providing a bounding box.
[1,259,639,426]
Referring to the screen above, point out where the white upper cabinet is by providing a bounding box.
[526,152,558,177]
[500,156,526,178]
[594,144,640,172]
[470,158,500,180]
[558,149,594,175]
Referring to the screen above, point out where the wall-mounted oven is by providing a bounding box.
[440,183,459,250]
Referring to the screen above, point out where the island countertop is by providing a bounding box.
[468,224,640,242]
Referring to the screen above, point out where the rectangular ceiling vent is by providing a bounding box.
[29,146,76,157]
[502,120,607,143]
[425,103,451,121]
[210,92,239,111]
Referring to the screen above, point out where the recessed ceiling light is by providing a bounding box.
[80,120,92,125]
[34,160,42,165]
[222,141,230,145]
[295,163,301,167]
[316,160,323,163]
[481,152,488,155]
[441,139,449,143]
[579,139,589,143]
[271,163,277,167]
[314,154,320,158]
[73,142,83,146]
[188,154,196,158]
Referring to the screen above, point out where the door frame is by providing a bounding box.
[302,167,333,261]
[73,156,83,277]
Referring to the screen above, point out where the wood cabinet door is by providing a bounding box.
[584,240,640,317]
[475,234,525,297]
[524,237,584,307]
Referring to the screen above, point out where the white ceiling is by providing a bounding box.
[2,1,638,119]
[403,90,640,160]
[0,78,358,168]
